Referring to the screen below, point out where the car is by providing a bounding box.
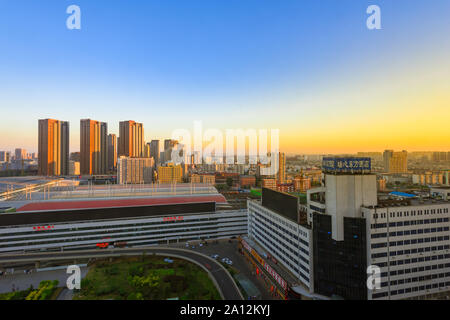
[191,245,195,249]
[199,243,203,247]
[164,258,174,263]
[226,260,233,265]
[211,254,219,259]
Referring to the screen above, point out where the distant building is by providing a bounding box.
[190,174,201,183]
[38,119,69,176]
[163,139,178,163]
[108,134,117,171]
[157,164,183,184]
[377,177,387,191]
[118,120,144,157]
[117,156,154,184]
[189,174,215,185]
[277,152,286,183]
[262,178,277,190]
[80,119,108,175]
[383,150,408,173]
[0,151,11,163]
[69,161,80,176]
[150,140,160,165]
[201,174,215,185]
[239,175,256,188]
[15,148,27,160]
[413,172,445,185]
[293,177,311,192]
[70,152,80,162]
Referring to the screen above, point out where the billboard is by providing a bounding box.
[322,157,371,173]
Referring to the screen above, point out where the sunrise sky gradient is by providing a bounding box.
[0,0,449,154]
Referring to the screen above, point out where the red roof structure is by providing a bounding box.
[17,195,227,212]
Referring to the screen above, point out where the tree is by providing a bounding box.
[226,177,233,187]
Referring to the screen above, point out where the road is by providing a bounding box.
[0,247,243,300]
[174,239,276,300]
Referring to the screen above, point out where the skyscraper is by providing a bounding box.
[108,134,117,171]
[277,152,286,183]
[0,151,11,163]
[15,148,27,160]
[150,140,160,165]
[163,139,178,163]
[118,120,144,158]
[38,119,69,176]
[383,150,408,173]
[80,119,108,175]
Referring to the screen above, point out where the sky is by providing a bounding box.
[0,0,449,154]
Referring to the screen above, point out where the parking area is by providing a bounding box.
[171,239,278,300]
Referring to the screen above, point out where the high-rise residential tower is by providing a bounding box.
[38,119,69,176]
[80,119,108,175]
[383,150,408,173]
[150,140,160,165]
[118,120,144,158]
[108,134,117,171]
[163,139,178,163]
[277,152,286,183]
[15,148,27,160]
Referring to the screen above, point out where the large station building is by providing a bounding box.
[0,184,247,253]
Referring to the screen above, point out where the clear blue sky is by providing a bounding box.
[0,0,449,153]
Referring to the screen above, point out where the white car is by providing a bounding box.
[199,243,203,247]
[226,260,233,265]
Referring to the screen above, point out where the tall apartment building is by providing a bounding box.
[14,148,27,160]
[0,151,11,163]
[117,156,154,184]
[38,119,69,176]
[80,119,108,175]
[157,164,183,184]
[277,152,286,183]
[144,143,151,158]
[108,134,117,171]
[150,140,160,165]
[118,120,144,158]
[384,150,408,173]
[163,139,178,163]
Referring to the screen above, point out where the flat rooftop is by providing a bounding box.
[365,198,450,209]
[15,194,227,212]
[1,183,225,211]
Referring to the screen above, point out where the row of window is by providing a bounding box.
[0,219,248,244]
[251,212,309,257]
[371,229,450,239]
[372,207,449,220]
[371,217,450,229]
[372,281,450,299]
[252,229,310,285]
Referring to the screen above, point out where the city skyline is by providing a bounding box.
[0,1,449,154]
